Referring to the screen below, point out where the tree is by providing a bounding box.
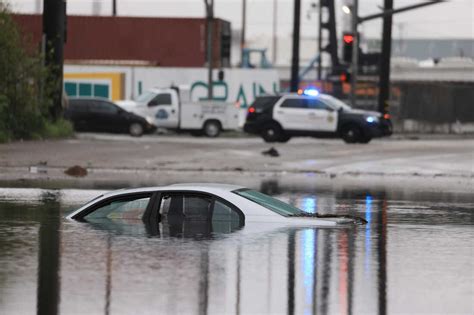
[0,1,71,142]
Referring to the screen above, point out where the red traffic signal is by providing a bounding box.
[343,34,354,44]
[342,32,355,64]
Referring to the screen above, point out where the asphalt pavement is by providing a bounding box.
[0,133,472,191]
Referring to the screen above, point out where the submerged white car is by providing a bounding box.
[67,183,366,226]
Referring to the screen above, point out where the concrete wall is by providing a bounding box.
[395,82,474,134]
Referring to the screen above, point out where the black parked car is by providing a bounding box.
[64,98,157,137]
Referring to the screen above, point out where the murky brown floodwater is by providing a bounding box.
[0,181,472,315]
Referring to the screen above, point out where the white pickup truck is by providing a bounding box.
[116,86,240,137]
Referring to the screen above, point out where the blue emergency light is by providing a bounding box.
[303,89,320,97]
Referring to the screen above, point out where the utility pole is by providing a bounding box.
[377,0,393,115]
[353,0,445,114]
[290,0,301,92]
[204,0,214,99]
[349,0,358,107]
[316,0,323,80]
[272,0,277,65]
[241,0,246,66]
[43,0,66,121]
[112,0,117,16]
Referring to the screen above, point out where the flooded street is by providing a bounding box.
[0,181,472,315]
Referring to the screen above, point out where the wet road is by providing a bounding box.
[0,182,473,314]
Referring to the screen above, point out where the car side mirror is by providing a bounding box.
[338,107,343,113]
[148,100,158,106]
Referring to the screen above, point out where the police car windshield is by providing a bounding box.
[320,95,352,111]
[233,189,305,217]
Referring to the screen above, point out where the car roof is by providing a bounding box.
[94,183,246,199]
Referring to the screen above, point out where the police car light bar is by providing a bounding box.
[303,89,319,97]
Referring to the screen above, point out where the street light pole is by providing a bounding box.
[112,0,117,16]
[204,0,214,100]
[350,0,358,107]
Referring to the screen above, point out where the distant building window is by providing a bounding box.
[64,82,110,99]
[94,84,109,98]
[65,82,77,97]
[79,83,92,97]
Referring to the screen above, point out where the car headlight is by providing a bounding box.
[145,116,155,125]
[365,116,379,123]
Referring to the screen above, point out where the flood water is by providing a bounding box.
[0,181,473,315]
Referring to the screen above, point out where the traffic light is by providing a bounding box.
[342,32,354,64]
[340,70,351,83]
[220,21,231,67]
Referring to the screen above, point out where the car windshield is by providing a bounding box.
[233,189,305,217]
[135,91,155,103]
[251,96,280,112]
[320,94,352,111]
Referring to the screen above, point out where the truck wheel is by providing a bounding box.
[129,123,144,137]
[190,130,203,137]
[341,125,362,144]
[261,123,282,143]
[203,121,221,137]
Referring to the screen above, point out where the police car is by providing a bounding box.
[243,89,392,143]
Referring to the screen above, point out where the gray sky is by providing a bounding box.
[8,0,474,39]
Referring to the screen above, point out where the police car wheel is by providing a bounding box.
[203,121,221,137]
[129,123,144,137]
[261,124,281,143]
[359,136,372,144]
[341,125,362,144]
[278,134,291,143]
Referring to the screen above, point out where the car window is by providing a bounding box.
[148,93,172,107]
[251,96,280,112]
[84,195,152,220]
[233,189,305,217]
[91,101,118,114]
[319,95,352,111]
[213,200,241,222]
[159,193,242,222]
[69,101,89,112]
[306,98,331,110]
[280,98,307,109]
[160,194,212,221]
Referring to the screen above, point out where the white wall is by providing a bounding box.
[64,65,280,108]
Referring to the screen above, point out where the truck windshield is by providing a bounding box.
[135,91,155,103]
[233,189,305,217]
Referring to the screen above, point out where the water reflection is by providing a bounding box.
[0,184,473,314]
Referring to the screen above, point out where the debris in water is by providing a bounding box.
[262,147,280,157]
[64,165,88,177]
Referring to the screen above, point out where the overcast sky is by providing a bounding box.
[8,0,474,39]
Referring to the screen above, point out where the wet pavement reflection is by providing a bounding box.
[0,181,473,314]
